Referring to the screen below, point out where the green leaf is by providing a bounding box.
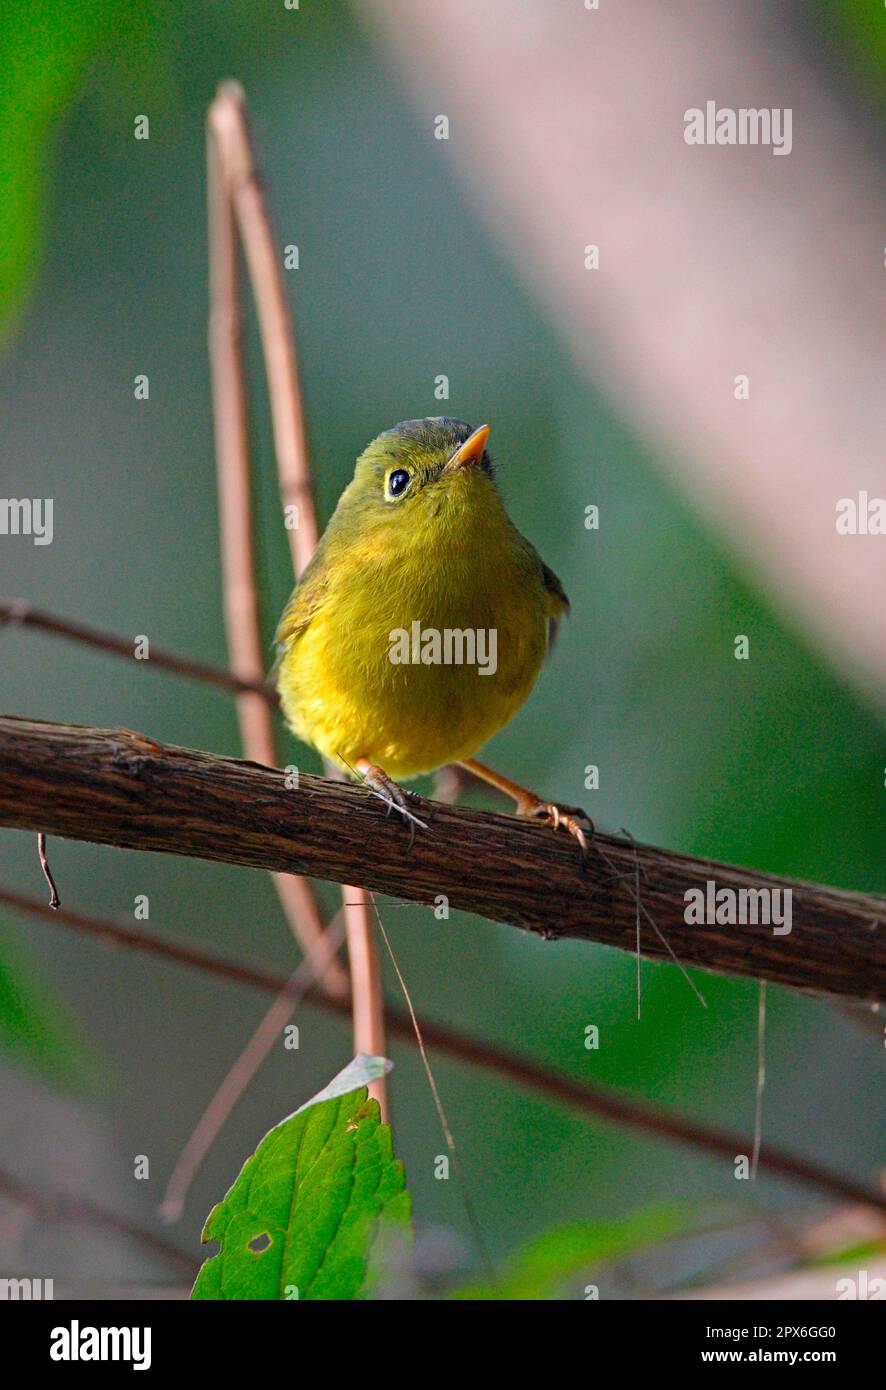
[0,924,91,1084]
[0,0,173,343]
[817,0,886,101]
[809,1238,886,1269]
[190,1057,412,1301]
[0,2,102,339]
[453,1205,693,1300]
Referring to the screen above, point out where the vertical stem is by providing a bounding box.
[206,121,268,753]
[207,83,387,1112]
[206,94,348,1000]
[344,884,388,1070]
[207,81,318,575]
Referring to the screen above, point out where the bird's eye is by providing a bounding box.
[387,468,411,498]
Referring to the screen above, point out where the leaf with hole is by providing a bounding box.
[190,1056,411,1300]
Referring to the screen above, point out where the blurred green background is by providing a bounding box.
[0,0,883,1295]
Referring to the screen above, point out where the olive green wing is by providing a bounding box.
[540,558,570,652]
[513,526,570,653]
[272,548,330,663]
[540,558,569,616]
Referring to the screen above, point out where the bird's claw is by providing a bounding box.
[517,796,593,862]
[360,764,428,847]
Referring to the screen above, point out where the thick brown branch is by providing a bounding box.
[1,716,884,1002]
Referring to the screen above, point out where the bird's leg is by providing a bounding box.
[458,757,592,859]
[354,758,428,846]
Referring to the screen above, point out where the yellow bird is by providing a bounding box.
[275,417,588,849]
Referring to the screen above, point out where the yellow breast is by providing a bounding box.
[277,493,558,780]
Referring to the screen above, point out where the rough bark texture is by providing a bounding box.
[1,716,884,1001]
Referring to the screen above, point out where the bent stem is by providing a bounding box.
[206,88,348,1000]
[207,82,386,1113]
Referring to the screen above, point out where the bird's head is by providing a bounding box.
[341,418,501,540]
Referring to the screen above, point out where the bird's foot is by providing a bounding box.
[515,793,593,862]
[456,759,592,864]
[356,760,428,847]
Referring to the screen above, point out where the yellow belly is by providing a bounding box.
[277,555,549,780]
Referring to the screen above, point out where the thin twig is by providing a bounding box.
[206,85,348,1001]
[158,84,349,1234]
[209,81,318,572]
[159,913,347,1223]
[0,599,277,702]
[208,83,386,1108]
[0,1167,197,1276]
[4,885,884,1214]
[206,97,274,763]
[343,884,388,1115]
[37,832,59,910]
[371,894,494,1280]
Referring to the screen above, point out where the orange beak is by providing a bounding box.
[444,423,490,472]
